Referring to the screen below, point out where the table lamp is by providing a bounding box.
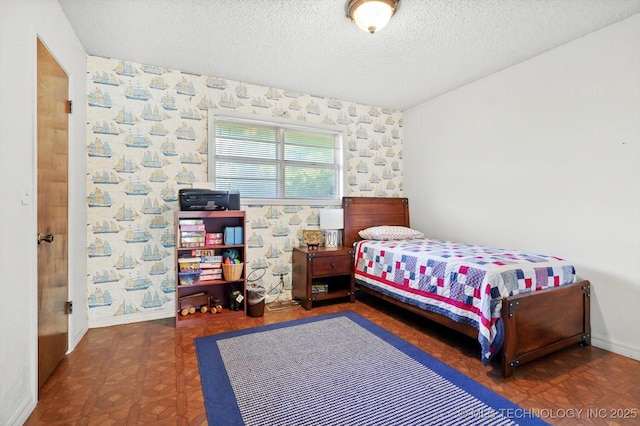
[319,208,344,248]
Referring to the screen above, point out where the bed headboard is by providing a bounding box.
[342,197,410,248]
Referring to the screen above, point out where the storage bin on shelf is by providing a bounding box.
[178,270,201,286]
[222,263,243,281]
[178,257,201,272]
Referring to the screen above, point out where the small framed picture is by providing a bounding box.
[302,230,322,249]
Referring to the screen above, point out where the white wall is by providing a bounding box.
[0,0,87,424]
[404,14,640,360]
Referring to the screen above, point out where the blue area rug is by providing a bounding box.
[195,311,547,425]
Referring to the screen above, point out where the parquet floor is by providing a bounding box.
[27,293,640,425]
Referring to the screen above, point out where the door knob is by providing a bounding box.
[37,233,54,244]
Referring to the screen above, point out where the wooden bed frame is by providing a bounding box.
[342,196,591,378]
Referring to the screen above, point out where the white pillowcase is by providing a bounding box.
[358,226,425,241]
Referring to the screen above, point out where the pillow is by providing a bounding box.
[358,226,424,241]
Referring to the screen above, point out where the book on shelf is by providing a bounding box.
[200,262,222,269]
[179,224,206,232]
[191,249,219,257]
[180,242,205,248]
[181,235,205,241]
[200,270,222,281]
[179,219,206,247]
[206,233,223,245]
[180,232,206,239]
[312,284,329,294]
[191,251,222,261]
[178,219,204,225]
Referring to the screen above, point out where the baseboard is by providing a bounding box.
[68,325,88,353]
[592,334,640,360]
[88,310,174,328]
[8,395,36,426]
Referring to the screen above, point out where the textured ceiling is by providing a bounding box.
[59,0,640,110]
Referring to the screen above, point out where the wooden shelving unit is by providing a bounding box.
[174,210,246,327]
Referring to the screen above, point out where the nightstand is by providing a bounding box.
[292,246,355,310]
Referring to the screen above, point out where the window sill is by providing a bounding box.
[242,198,342,207]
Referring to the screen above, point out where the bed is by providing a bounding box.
[343,196,591,378]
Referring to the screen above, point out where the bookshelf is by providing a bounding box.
[174,210,246,327]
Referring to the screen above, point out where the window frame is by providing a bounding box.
[207,110,346,206]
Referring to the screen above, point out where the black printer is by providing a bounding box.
[179,189,240,211]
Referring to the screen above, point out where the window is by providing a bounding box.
[208,112,345,205]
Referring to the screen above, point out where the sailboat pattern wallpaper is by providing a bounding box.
[86,55,403,326]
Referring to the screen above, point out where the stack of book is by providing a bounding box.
[192,249,223,283]
[206,232,223,245]
[179,219,205,247]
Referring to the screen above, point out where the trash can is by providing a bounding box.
[246,283,266,317]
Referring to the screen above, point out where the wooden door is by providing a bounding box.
[36,38,69,391]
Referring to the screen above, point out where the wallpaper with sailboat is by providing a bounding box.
[86,55,403,326]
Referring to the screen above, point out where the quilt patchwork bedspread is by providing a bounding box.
[353,239,577,364]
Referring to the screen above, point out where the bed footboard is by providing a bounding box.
[500,280,591,378]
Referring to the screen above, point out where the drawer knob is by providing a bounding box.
[330,262,335,268]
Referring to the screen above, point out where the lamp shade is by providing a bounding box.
[320,209,344,248]
[347,0,398,34]
[319,209,344,230]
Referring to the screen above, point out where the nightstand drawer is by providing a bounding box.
[312,256,352,276]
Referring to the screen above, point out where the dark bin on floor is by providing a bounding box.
[247,299,265,317]
[247,283,266,317]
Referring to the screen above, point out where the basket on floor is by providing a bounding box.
[222,263,243,281]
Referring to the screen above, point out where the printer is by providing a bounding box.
[178,189,240,211]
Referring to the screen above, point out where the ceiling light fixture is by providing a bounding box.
[347,0,399,34]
